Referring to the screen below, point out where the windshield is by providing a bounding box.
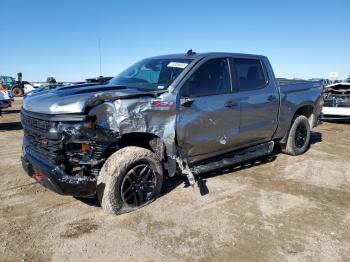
[109,58,193,91]
[345,77,350,83]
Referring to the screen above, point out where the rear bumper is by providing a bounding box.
[21,148,96,197]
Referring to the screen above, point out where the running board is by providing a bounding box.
[190,141,274,175]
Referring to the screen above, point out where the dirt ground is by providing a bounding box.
[0,99,349,262]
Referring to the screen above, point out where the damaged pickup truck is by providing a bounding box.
[322,77,350,120]
[21,52,324,214]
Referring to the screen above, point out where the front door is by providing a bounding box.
[176,58,241,162]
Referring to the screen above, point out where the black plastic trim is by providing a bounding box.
[21,152,96,197]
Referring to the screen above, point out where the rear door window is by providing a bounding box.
[234,59,267,91]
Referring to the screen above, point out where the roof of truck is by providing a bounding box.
[149,52,267,60]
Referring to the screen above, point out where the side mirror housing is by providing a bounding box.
[180,97,194,107]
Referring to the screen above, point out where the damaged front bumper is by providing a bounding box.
[322,93,350,120]
[322,107,350,120]
[21,148,96,197]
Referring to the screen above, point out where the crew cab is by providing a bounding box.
[21,52,324,214]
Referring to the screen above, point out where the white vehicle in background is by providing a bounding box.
[0,89,12,115]
[23,83,35,94]
[322,77,350,121]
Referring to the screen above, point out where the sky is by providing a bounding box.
[0,0,349,82]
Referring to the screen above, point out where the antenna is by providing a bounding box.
[187,49,196,56]
[98,38,102,77]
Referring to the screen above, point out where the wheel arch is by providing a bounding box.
[280,103,315,145]
[117,132,168,162]
[293,104,315,127]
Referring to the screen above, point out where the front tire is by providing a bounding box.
[281,115,311,156]
[97,146,163,215]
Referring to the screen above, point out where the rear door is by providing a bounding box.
[176,57,241,161]
[232,57,279,145]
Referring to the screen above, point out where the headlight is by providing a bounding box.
[57,119,96,143]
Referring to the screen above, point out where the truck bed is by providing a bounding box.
[278,79,323,91]
[273,79,324,140]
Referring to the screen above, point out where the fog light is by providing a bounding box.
[35,171,45,181]
[83,121,94,129]
[81,143,90,153]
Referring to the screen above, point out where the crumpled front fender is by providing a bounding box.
[87,92,178,158]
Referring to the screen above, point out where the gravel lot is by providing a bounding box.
[0,99,349,262]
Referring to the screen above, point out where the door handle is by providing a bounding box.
[267,95,277,102]
[224,100,238,108]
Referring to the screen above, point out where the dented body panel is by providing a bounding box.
[88,92,179,156]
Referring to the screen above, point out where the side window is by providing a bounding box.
[234,59,267,91]
[182,58,231,97]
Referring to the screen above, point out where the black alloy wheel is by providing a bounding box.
[97,146,164,215]
[120,164,156,207]
[280,115,311,156]
[295,124,307,148]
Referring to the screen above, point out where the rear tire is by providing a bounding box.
[12,87,23,97]
[281,115,311,156]
[97,146,163,215]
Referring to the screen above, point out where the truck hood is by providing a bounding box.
[23,84,160,114]
[325,83,350,94]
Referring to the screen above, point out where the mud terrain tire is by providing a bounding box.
[97,146,163,215]
[281,115,311,156]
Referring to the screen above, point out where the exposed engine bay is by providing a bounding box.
[322,80,350,120]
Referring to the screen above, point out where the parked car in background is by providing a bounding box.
[21,51,324,214]
[25,83,66,97]
[0,81,12,115]
[309,78,331,87]
[25,77,109,97]
[86,76,113,84]
[322,76,350,120]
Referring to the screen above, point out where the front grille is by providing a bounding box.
[21,112,63,163]
[324,95,350,108]
[324,100,335,107]
[21,114,52,133]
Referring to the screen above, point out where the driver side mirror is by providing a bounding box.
[180,97,194,107]
[180,78,196,107]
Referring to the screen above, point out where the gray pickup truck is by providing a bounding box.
[21,51,324,214]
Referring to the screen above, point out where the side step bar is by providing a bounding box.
[190,141,274,175]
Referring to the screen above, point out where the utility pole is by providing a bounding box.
[98,38,102,77]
